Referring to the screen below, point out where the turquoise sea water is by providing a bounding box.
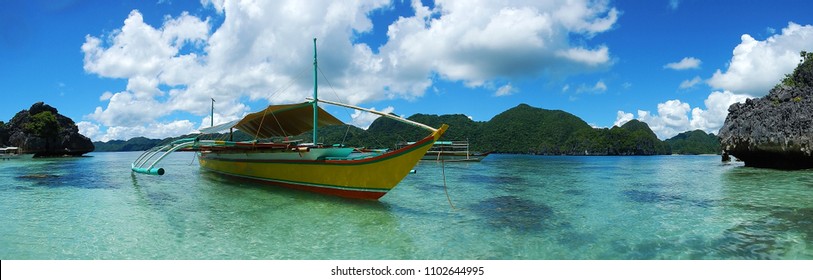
[1,152,812,259]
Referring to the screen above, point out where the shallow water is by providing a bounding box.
[1,152,811,259]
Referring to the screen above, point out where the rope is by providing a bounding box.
[317,66,355,146]
[267,65,310,101]
[438,144,455,209]
[249,64,310,143]
[268,108,288,139]
[316,65,396,149]
[318,66,354,117]
[253,107,269,143]
[341,125,351,146]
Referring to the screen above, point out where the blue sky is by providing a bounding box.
[2,0,813,142]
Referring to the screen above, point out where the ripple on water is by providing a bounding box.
[715,218,784,259]
[16,172,116,189]
[713,207,813,259]
[562,189,584,196]
[622,190,682,204]
[469,196,553,233]
[145,191,179,207]
[463,174,527,190]
[771,207,813,240]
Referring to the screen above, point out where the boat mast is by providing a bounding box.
[312,38,318,144]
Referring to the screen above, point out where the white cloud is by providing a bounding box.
[384,0,617,86]
[77,121,101,141]
[679,76,702,89]
[689,91,751,133]
[616,91,751,139]
[618,22,812,140]
[640,100,692,139]
[99,91,114,101]
[617,100,690,139]
[664,57,701,70]
[78,120,197,142]
[494,84,515,97]
[613,111,633,127]
[593,80,607,92]
[555,46,611,66]
[100,121,197,142]
[83,0,620,140]
[350,106,394,130]
[88,91,169,127]
[708,22,813,96]
[198,110,245,131]
[576,80,607,93]
[81,10,207,79]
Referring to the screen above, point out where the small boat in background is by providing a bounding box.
[1,147,33,160]
[400,140,490,162]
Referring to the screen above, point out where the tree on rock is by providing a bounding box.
[778,51,813,89]
[25,111,60,139]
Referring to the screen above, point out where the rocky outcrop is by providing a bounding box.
[719,53,813,170]
[3,102,95,157]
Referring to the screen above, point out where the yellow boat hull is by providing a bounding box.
[198,125,448,199]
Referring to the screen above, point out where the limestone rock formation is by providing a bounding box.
[2,102,95,157]
[718,52,813,169]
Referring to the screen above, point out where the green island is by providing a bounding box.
[91,103,720,155]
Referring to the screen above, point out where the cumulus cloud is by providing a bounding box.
[613,111,633,127]
[83,0,620,141]
[350,106,394,129]
[708,22,813,95]
[615,91,751,139]
[664,57,701,70]
[679,76,702,89]
[689,91,751,133]
[635,100,692,139]
[77,121,101,142]
[616,22,811,140]
[384,0,617,87]
[79,119,196,142]
[101,121,198,142]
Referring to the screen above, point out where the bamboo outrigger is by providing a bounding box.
[132,39,448,199]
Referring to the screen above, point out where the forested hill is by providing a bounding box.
[95,103,718,156]
[664,130,722,155]
[93,137,163,152]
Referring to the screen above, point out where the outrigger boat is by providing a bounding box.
[131,39,448,199]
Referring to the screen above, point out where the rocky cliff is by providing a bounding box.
[2,102,95,157]
[718,52,813,169]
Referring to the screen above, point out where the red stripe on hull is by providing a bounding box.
[211,171,387,200]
